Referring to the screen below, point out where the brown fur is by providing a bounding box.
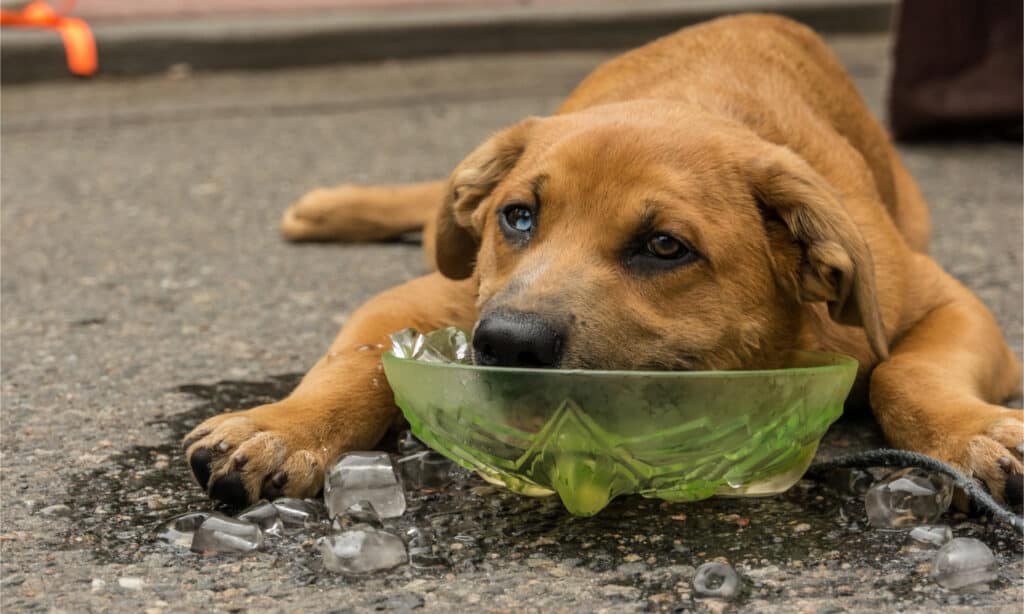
[189,14,1022,506]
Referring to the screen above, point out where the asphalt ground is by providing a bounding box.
[1,0,895,82]
[2,34,1022,611]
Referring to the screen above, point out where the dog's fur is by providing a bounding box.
[185,14,1023,506]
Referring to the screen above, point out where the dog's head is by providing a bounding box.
[435,103,887,370]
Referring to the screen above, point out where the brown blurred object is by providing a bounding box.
[889,0,1023,141]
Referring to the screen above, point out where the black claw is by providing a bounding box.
[182,433,205,451]
[1005,471,1023,510]
[210,472,251,508]
[189,447,214,489]
[260,472,288,500]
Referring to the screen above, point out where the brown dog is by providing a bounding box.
[184,14,1023,507]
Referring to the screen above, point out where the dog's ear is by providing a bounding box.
[749,145,889,360]
[434,119,536,279]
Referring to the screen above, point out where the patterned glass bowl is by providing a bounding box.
[382,351,857,516]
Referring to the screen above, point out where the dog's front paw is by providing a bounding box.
[933,408,1024,507]
[183,405,327,506]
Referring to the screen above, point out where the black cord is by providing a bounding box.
[807,448,1024,534]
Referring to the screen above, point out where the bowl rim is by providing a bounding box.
[382,349,858,379]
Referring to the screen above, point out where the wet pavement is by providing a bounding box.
[2,34,1022,611]
[27,378,1024,610]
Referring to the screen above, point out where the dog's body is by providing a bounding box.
[185,15,1022,506]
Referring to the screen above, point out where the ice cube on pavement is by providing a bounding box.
[692,562,742,600]
[190,513,263,554]
[864,468,953,528]
[908,525,953,548]
[824,467,873,496]
[317,525,407,574]
[331,500,383,532]
[397,450,455,490]
[156,511,209,548]
[343,500,381,524]
[404,526,445,568]
[237,501,285,536]
[931,537,998,589]
[325,452,406,519]
[271,498,322,527]
[397,430,426,455]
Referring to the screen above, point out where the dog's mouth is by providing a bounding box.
[469,344,565,370]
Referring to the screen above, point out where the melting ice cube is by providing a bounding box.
[692,562,742,600]
[389,327,471,364]
[331,500,383,532]
[156,511,209,549]
[271,498,322,527]
[317,525,407,574]
[404,526,445,568]
[237,501,285,536]
[908,525,953,548]
[325,452,406,519]
[397,450,455,490]
[864,468,953,528]
[389,328,419,359]
[931,537,998,589]
[397,430,426,455]
[190,513,263,554]
[824,467,873,496]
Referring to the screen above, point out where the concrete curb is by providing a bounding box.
[1,0,895,83]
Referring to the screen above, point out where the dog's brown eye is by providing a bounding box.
[646,234,685,258]
[623,232,700,274]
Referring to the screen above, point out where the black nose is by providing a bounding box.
[473,312,564,368]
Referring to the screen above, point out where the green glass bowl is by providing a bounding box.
[382,351,857,516]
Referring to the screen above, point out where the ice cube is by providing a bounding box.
[317,525,407,574]
[271,498,322,527]
[824,467,873,496]
[325,452,406,519]
[692,562,742,600]
[156,511,209,548]
[908,525,953,548]
[397,450,455,490]
[864,468,953,528]
[190,513,263,554]
[237,501,285,536]
[389,327,471,363]
[344,500,380,523]
[331,500,383,532]
[389,328,419,359]
[404,526,445,568]
[415,327,470,363]
[397,430,426,455]
[931,537,998,589]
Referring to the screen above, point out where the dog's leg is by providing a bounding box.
[182,272,477,506]
[870,258,1023,502]
[281,180,445,243]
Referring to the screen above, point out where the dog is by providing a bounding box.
[183,14,1023,508]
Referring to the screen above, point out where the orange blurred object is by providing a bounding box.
[1,1,97,76]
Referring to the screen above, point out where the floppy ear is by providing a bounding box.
[749,145,889,360]
[434,119,536,279]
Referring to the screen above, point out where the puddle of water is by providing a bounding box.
[60,374,1023,607]
[62,374,303,564]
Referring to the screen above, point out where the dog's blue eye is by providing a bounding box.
[503,206,533,233]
